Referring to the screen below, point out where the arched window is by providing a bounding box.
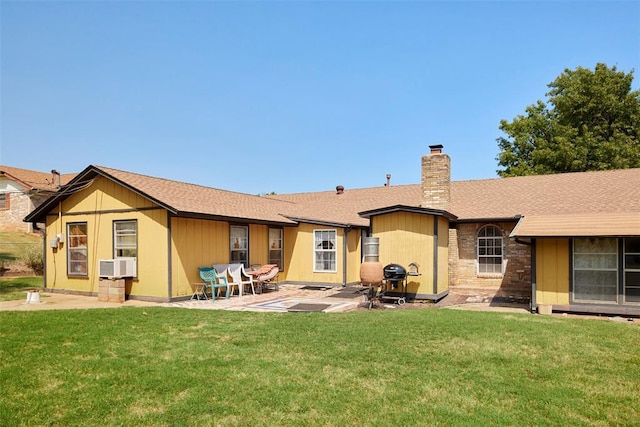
[477,225,504,274]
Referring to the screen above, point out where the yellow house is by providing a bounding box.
[25,145,640,316]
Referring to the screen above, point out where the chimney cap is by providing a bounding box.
[429,144,444,154]
[336,185,344,194]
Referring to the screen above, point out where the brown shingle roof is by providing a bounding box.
[272,168,640,225]
[26,165,640,231]
[450,168,640,220]
[0,165,75,192]
[270,184,422,227]
[510,212,640,238]
[96,166,298,225]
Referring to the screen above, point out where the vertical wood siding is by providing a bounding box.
[45,176,168,298]
[283,223,347,284]
[346,229,362,283]
[171,217,229,298]
[536,238,570,305]
[372,211,443,295]
[170,220,271,297]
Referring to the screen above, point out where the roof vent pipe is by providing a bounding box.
[336,185,344,195]
[385,174,391,187]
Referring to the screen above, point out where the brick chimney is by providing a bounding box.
[421,144,450,211]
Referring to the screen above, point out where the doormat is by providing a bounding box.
[300,286,333,291]
[329,292,365,299]
[288,303,332,312]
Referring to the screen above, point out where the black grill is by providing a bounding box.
[383,264,407,281]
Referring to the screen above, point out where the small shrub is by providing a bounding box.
[21,244,44,275]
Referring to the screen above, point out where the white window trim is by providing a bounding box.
[313,229,337,273]
[113,220,137,259]
[476,225,505,276]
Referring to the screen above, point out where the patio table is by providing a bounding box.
[191,283,208,300]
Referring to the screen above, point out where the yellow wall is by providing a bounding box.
[45,176,169,298]
[283,223,358,284]
[346,229,362,283]
[372,211,448,295]
[536,238,570,305]
[170,219,273,297]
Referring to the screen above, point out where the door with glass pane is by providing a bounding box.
[624,238,640,304]
[573,238,618,303]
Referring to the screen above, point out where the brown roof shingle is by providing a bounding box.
[450,168,640,220]
[96,167,298,225]
[28,165,640,231]
[510,212,640,238]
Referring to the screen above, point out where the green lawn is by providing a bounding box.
[0,276,44,301]
[0,308,638,426]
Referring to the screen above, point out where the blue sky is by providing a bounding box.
[1,1,638,194]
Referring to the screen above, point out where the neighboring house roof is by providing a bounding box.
[0,165,75,192]
[25,164,640,234]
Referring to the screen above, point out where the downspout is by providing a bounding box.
[433,217,438,295]
[33,222,47,290]
[342,227,351,287]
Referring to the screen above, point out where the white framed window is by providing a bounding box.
[573,238,618,303]
[269,228,283,270]
[477,225,504,274]
[114,220,137,258]
[230,225,249,267]
[67,222,88,276]
[314,229,336,272]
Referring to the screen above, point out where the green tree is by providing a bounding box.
[496,63,640,177]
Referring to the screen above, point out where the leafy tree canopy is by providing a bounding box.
[496,63,640,177]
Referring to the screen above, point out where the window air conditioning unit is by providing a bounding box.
[98,257,137,278]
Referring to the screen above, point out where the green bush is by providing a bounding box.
[21,244,44,275]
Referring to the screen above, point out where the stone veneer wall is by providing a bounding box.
[449,221,531,298]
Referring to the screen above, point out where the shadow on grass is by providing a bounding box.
[0,277,44,302]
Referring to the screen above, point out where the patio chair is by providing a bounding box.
[199,267,230,300]
[251,264,280,293]
[228,263,256,296]
[212,265,241,297]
